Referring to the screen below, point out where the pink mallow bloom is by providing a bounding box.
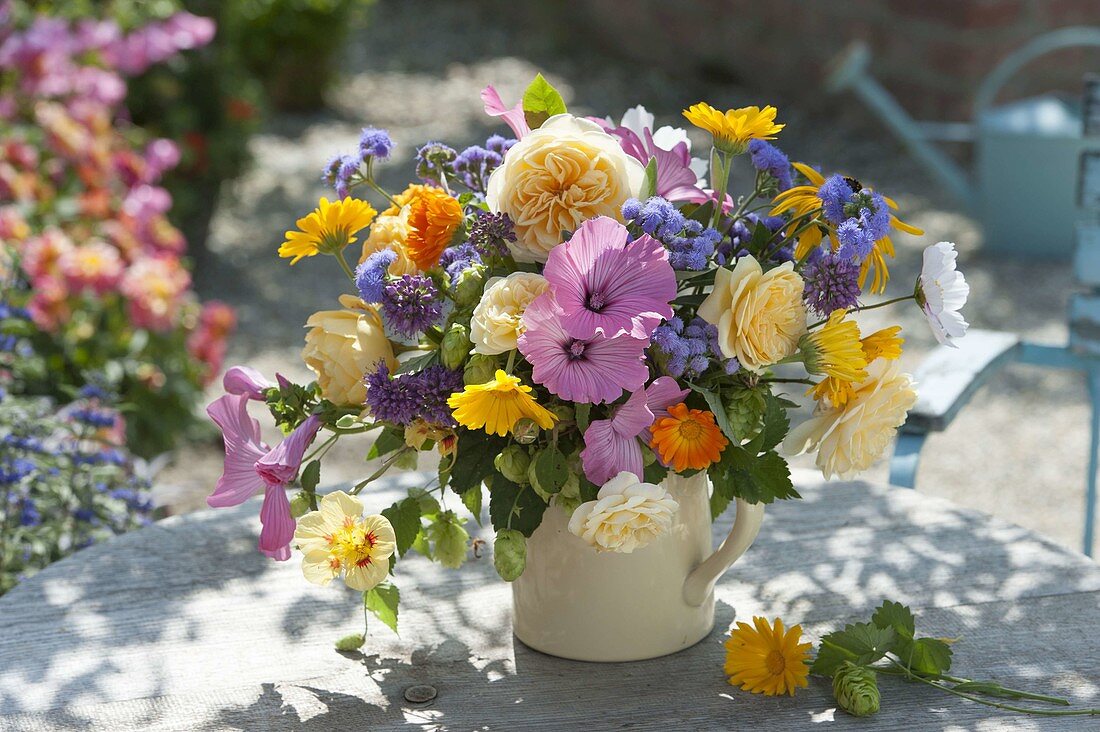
[480,85,530,140]
[207,395,322,561]
[579,376,690,485]
[517,293,649,405]
[542,216,676,341]
[223,365,274,401]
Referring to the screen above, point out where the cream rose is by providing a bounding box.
[783,359,917,480]
[470,271,550,355]
[486,114,645,262]
[302,294,396,406]
[358,205,419,275]
[698,255,807,372]
[567,472,679,553]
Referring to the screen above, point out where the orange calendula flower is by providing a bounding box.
[279,196,376,265]
[649,403,728,472]
[724,616,811,696]
[403,186,464,270]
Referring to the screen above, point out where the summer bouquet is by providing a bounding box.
[206,75,971,637]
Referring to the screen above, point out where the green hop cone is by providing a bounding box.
[441,323,471,370]
[725,384,767,440]
[453,264,487,308]
[334,633,365,652]
[832,662,880,717]
[288,491,312,519]
[427,511,470,569]
[494,444,530,484]
[464,354,497,385]
[493,528,527,582]
[512,418,540,444]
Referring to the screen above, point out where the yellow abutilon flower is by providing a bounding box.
[683,102,784,154]
[279,196,377,265]
[293,491,396,592]
[447,369,557,437]
[801,310,868,382]
[724,616,811,696]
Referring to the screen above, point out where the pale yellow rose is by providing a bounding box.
[567,472,679,553]
[782,359,917,480]
[698,256,806,372]
[470,271,550,355]
[358,205,419,275]
[486,114,645,262]
[302,294,396,406]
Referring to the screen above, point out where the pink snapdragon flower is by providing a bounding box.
[541,216,676,341]
[579,377,690,485]
[207,395,323,561]
[517,293,649,404]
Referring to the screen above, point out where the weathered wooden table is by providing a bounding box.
[2,470,1098,731]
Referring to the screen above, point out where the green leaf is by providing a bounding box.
[713,448,799,505]
[708,463,734,519]
[672,293,709,307]
[753,392,790,454]
[395,350,438,375]
[724,382,768,443]
[488,477,548,537]
[363,582,399,634]
[367,426,405,460]
[521,73,567,128]
[450,429,506,493]
[381,497,422,557]
[575,403,591,433]
[533,447,569,494]
[812,623,896,677]
[871,600,915,639]
[640,156,658,200]
[643,460,668,486]
[578,475,599,502]
[686,199,716,225]
[299,459,321,493]
[461,485,483,526]
[896,636,953,676]
[493,528,527,582]
[688,384,738,443]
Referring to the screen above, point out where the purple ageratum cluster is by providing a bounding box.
[453,134,515,193]
[748,139,793,191]
[364,362,464,427]
[437,242,483,281]
[621,197,721,271]
[653,317,739,379]
[321,127,395,198]
[380,274,443,338]
[817,175,893,261]
[359,127,395,160]
[355,249,396,304]
[802,247,862,315]
[415,142,457,186]
[716,214,789,266]
[467,211,516,258]
[323,154,361,199]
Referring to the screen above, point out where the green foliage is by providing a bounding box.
[640,157,659,200]
[811,622,896,677]
[425,511,469,569]
[531,447,568,495]
[488,477,548,538]
[381,497,421,557]
[363,582,399,635]
[367,427,406,460]
[299,460,321,493]
[521,73,567,130]
[450,429,506,494]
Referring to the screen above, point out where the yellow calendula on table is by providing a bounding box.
[724,616,812,696]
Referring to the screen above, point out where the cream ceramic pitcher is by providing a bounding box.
[511,470,765,662]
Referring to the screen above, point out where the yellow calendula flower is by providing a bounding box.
[293,490,396,592]
[279,196,377,265]
[861,326,904,362]
[724,616,812,697]
[801,310,868,382]
[683,102,784,154]
[447,369,556,437]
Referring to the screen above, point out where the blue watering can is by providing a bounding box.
[827,27,1100,258]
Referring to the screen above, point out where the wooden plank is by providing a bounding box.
[903,329,1020,433]
[0,471,1096,730]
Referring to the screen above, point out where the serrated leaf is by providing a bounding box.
[299,459,321,492]
[896,636,953,676]
[450,429,506,493]
[753,392,790,454]
[488,477,548,537]
[364,582,399,634]
[871,599,915,639]
[461,484,483,525]
[381,497,422,557]
[708,462,734,519]
[717,448,798,505]
[688,384,738,443]
[521,73,567,119]
[367,427,405,460]
[640,156,658,200]
[533,447,569,494]
[811,622,896,677]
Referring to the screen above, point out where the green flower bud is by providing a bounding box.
[453,264,487,308]
[464,354,497,385]
[493,528,527,582]
[512,418,540,444]
[832,662,880,717]
[494,444,530,484]
[427,510,469,569]
[441,323,471,370]
[334,633,365,652]
[289,491,312,519]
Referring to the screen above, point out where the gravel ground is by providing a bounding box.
[165,0,1093,555]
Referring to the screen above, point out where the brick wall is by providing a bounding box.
[547,0,1100,120]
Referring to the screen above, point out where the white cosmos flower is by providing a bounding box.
[616,105,708,186]
[917,242,969,347]
[567,472,679,553]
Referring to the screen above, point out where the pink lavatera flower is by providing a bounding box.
[222,365,273,401]
[206,395,323,561]
[517,293,649,404]
[480,85,530,140]
[542,216,676,341]
[579,377,691,485]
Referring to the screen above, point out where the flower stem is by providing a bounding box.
[335,249,357,282]
[710,148,731,229]
[366,179,399,209]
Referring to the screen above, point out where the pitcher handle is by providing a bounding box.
[682,499,765,607]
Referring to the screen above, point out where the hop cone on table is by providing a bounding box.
[833,662,880,717]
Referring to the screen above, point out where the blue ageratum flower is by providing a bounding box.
[748,139,793,191]
[355,249,397,304]
[359,127,395,160]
